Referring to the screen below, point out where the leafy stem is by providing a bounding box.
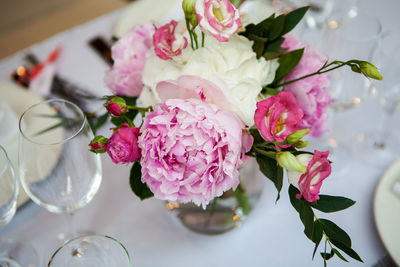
[275,61,347,88]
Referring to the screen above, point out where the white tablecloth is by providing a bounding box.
[1,0,399,266]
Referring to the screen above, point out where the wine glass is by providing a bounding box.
[0,257,21,267]
[356,31,400,167]
[0,145,38,266]
[18,99,102,242]
[47,234,133,267]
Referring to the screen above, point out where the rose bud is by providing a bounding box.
[286,129,309,144]
[182,0,198,26]
[105,96,127,116]
[287,150,332,202]
[89,135,109,153]
[276,151,306,173]
[106,124,141,164]
[359,61,383,80]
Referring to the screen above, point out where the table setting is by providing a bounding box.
[0,0,399,266]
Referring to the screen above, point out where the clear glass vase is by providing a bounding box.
[166,158,264,235]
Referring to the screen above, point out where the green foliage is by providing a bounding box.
[256,153,283,201]
[129,161,154,200]
[240,6,309,60]
[311,195,356,213]
[272,48,304,85]
[288,185,363,264]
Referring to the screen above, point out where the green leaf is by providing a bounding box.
[319,219,351,247]
[312,220,323,259]
[289,185,301,213]
[272,48,304,85]
[247,34,268,43]
[264,37,285,53]
[300,200,314,239]
[330,239,363,262]
[263,87,280,96]
[129,161,154,200]
[256,153,283,201]
[253,41,265,58]
[311,195,356,213]
[90,112,109,134]
[332,248,348,262]
[282,6,310,35]
[268,14,285,40]
[320,251,334,260]
[263,50,284,60]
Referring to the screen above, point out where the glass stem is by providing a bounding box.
[375,110,393,150]
[64,212,76,241]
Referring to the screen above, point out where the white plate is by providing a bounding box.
[0,82,44,207]
[112,0,182,38]
[374,158,400,265]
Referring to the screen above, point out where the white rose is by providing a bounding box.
[140,34,279,126]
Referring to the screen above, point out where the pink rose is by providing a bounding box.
[282,34,334,138]
[105,24,155,97]
[105,96,127,117]
[287,151,332,202]
[195,0,242,42]
[138,98,251,207]
[107,124,141,164]
[254,91,304,147]
[153,20,188,60]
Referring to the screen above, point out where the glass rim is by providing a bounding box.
[18,99,87,146]
[326,9,382,42]
[47,234,133,267]
[0,145,10,177]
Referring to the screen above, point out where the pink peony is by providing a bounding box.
[282,34,334,138]
[287,151,331,202]
[107,124,141,164]
[195,0,242,42]
[105,24,155,97]
[153,20,188,60]
[138,98,251,207]
[254,91,304,148]
[155,75,231,111]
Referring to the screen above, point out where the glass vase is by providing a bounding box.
[166,158,264,235]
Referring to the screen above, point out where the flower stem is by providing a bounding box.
[275,61,347,88]
[186,19,195,50]
[126,105,152,112]
[201,32,205,47]
[123,115,135,127]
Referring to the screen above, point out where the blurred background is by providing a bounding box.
[0,0,130,59]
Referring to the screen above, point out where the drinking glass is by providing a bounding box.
[309,10,381,176]
[18,99,102,241]
[0,258,21,267]
[319,10,381,110]
[47,234,133,267]
[357,31,400,167]
[0,145,38,266]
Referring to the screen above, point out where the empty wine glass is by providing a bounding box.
[357,31,400,167]
[47,234,133,267]
[18,99,102,243]
[0,145,38,266]
[319,10,381,110]
[308,10,382,176]
[0,257,21,267]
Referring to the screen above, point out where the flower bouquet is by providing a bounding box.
[89,0,382,265]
